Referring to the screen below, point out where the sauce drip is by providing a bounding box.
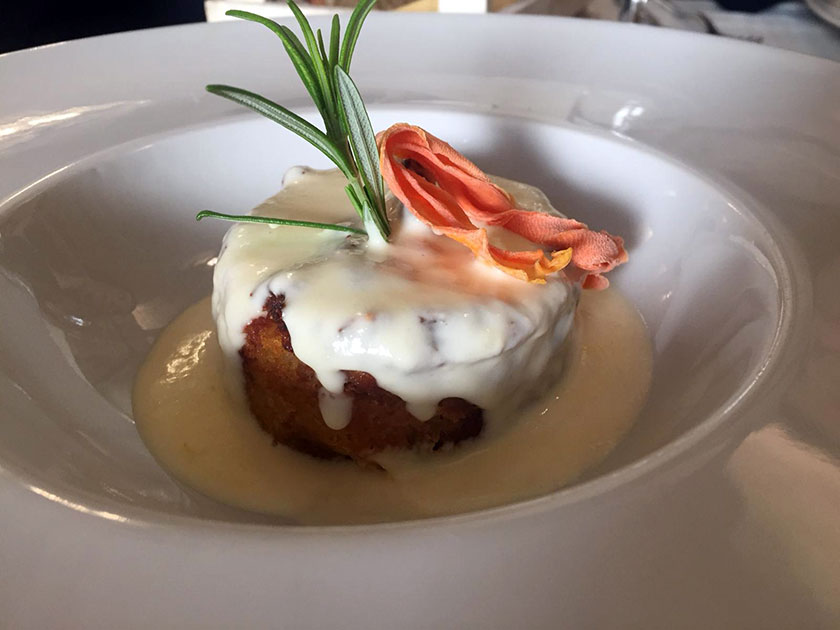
[212,169,578,432]
[132,288,651,525]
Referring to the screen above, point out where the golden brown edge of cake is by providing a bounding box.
[240,294,484,463]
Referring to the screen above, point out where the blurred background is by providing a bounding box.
[1,0,838,59]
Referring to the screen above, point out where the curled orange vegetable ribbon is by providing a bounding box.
[377,123,627,288]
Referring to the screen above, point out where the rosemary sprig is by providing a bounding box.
[199,0,389,241]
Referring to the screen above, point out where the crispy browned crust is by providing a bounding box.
[240,294,483,462]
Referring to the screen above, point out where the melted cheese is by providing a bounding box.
[212,168,577,430]
[132,288,651,525]
[131,168,651,524]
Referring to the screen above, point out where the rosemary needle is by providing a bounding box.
[196,210,366,236]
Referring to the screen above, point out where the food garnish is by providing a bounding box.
[197,0,389,240]
[377,124,627,287]
[197,1,626,287]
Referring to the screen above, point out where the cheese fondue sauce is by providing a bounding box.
[132,288,651,525]
[132,168,651,524]
[212,168,578,430]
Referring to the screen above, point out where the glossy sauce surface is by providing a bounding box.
[133,288,651,525]
[212,169,578,429]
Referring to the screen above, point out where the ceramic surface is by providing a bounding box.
[0,15,838,629]
[806,0,840,28]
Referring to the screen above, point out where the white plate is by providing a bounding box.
[806,0,840,28]
[0,15,838,629]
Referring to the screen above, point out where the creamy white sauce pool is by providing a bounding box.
[132,289,651,525]
[132,168,651,524]
[212,168,578,428]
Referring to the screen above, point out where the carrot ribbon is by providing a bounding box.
[377,123,627,289]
